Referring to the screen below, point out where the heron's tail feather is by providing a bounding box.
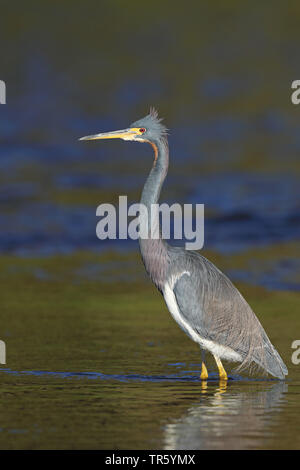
[236,329,288,379]
[232,327,288,379]
[253,338,288,379]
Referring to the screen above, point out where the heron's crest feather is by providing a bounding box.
[131,107,168,140]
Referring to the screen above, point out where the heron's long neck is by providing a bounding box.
[139,137,169,290]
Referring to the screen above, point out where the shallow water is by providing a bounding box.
[0,362,299,450]
[0,265,299,449]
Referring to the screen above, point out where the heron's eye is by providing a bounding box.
[139,128,146,133]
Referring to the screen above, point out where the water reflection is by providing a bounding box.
[164,381,287,450]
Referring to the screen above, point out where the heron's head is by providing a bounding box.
[79,107,167,144]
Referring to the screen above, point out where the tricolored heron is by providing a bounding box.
[80,108,288,380]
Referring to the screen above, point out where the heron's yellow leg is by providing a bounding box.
[213,355,228,380]
[200,362,208,380]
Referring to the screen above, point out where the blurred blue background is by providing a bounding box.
[0,0,299,290]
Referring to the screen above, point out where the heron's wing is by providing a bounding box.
[172,265,253,349]
[172,252,287,378]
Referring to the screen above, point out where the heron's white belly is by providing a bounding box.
[163,275,241,362]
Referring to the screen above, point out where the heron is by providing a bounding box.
[80,108,288,381]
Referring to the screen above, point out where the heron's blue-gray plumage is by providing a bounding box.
[138,109,170,291]
[135,108,287,379]
[168,247,287,378]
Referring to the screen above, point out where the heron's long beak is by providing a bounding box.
[79,128,140,141]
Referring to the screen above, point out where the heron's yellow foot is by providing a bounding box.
[200,362,208,380]
[214,355,228,381]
